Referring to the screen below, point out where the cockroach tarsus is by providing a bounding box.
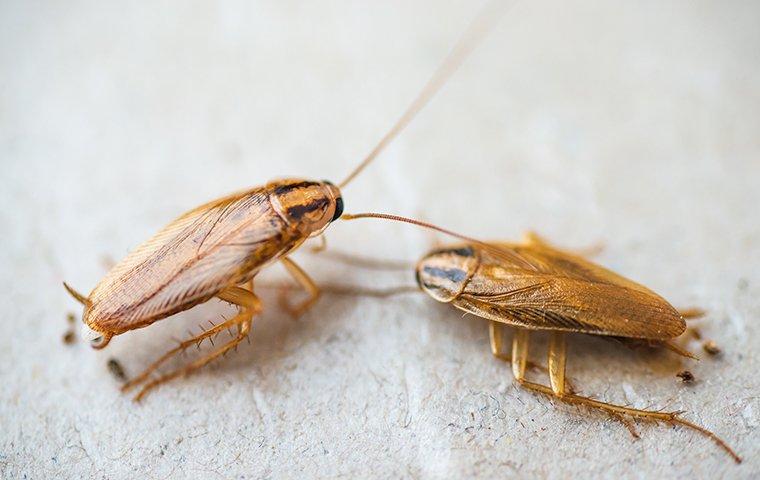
[63,5,501,402]
[337,212,741,463]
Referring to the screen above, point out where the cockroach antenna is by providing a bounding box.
[338,0,510,189]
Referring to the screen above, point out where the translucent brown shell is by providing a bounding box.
[418,237,686,340]
[84,187,305,335]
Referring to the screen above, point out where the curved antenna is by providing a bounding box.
[338,0,508,188]
[341,212,486,246]
[341,212,536,268]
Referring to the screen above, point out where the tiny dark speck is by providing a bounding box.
[107,358,128,382]
[676,370,695,383]
[62,330,76,345]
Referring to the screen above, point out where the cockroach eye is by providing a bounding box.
[332,197,344,221]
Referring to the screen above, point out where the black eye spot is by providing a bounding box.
[332,197,344,221]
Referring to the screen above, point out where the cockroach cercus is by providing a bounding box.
[334,212,741,463]
[63,4,504,401]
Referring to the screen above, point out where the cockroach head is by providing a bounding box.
[268,179,344,235]
[415,245,479,303]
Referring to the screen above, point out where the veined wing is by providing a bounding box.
[87,187,298,332]
[455,242,685,339]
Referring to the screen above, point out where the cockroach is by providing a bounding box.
[337,212,741,462]
[63,5,502,401]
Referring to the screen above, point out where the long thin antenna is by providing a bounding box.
[341,212,486,245]
[341,212,539,270]
[338,0,508,188]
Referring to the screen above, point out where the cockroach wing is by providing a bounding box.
[86,188,302,333]
[455,242,686,340]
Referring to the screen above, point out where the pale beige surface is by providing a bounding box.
[2,1,759,478]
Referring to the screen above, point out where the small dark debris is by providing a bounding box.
[66,312,76,324]
[107,358,127,382]
[676,370,695,383]
[62,330,76,345]
[702,340,722,356]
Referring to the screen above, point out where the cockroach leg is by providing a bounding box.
[488,322,557,381]
[512,330,742,463]
[661,340,699,360]
[679,307,706,320]
[511,329,530,382]
[278,257,320,318]
[310,234,327,253]
[548,332,567,395]
[608,411,641,439]
[124,285,261,401]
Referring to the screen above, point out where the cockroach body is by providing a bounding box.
[415,234,687,340]
[72,179,342,346]
[64,179,342,399]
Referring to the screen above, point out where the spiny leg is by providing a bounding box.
[124,285,261,401]
[547,332,638,438]
[278,257,320,318]
[133,316,251,402]
[515,331,740,463]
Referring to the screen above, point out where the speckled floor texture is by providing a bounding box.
[2,1,759,478]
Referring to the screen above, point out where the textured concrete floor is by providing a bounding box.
[2,1,759,478]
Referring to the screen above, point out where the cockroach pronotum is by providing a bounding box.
[334,212,741,463]
[63,5,503,401]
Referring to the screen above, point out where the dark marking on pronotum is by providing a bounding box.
[428,246,476,258]
[286,198,329,220]
[273,181,319,196]
[449,246,475,257]
[423,266,467,283]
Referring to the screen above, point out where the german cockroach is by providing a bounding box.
[63,5,501,401]
[336,212,741,462]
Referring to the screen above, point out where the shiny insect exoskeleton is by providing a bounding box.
[65,180,342,399]
[339,214,741,462]
[64,6,500,401]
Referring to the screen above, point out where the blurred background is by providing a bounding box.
[2,1,759,478]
